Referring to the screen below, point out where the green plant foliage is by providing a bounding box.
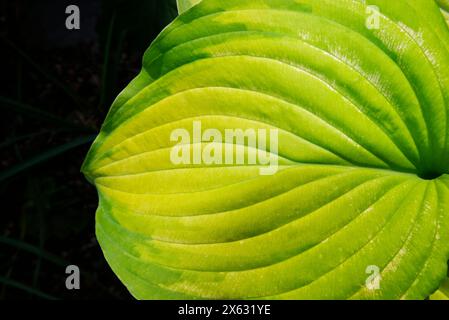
[437,0,449,25]
[176,0,202,14]
[437,0,449,12]
[431,277,449,300]
[82,0,449,299]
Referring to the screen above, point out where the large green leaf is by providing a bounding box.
[431,277,449,300]
[437,0,449,25]
[82,0,449,299]
[176,0,202,14]
[437,0,449,12]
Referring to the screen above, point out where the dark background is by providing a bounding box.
[0,0,178,299]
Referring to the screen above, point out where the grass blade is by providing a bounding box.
[0,96,93,131]
[1,37,87,109]
[0,135,96,182]
[0,276,57,300]
[98,12,116,110]
[0,236,68,266]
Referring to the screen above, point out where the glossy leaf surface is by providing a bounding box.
[83,0,449,299]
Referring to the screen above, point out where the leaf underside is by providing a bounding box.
[83,0,449,299]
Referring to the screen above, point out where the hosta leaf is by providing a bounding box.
[83,0,449,299]
[176,0,202,14]
[437,0,449,25]
[437,0,449,13]
[431,278,449,300]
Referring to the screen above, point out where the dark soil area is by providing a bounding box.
[0,0,178,299]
